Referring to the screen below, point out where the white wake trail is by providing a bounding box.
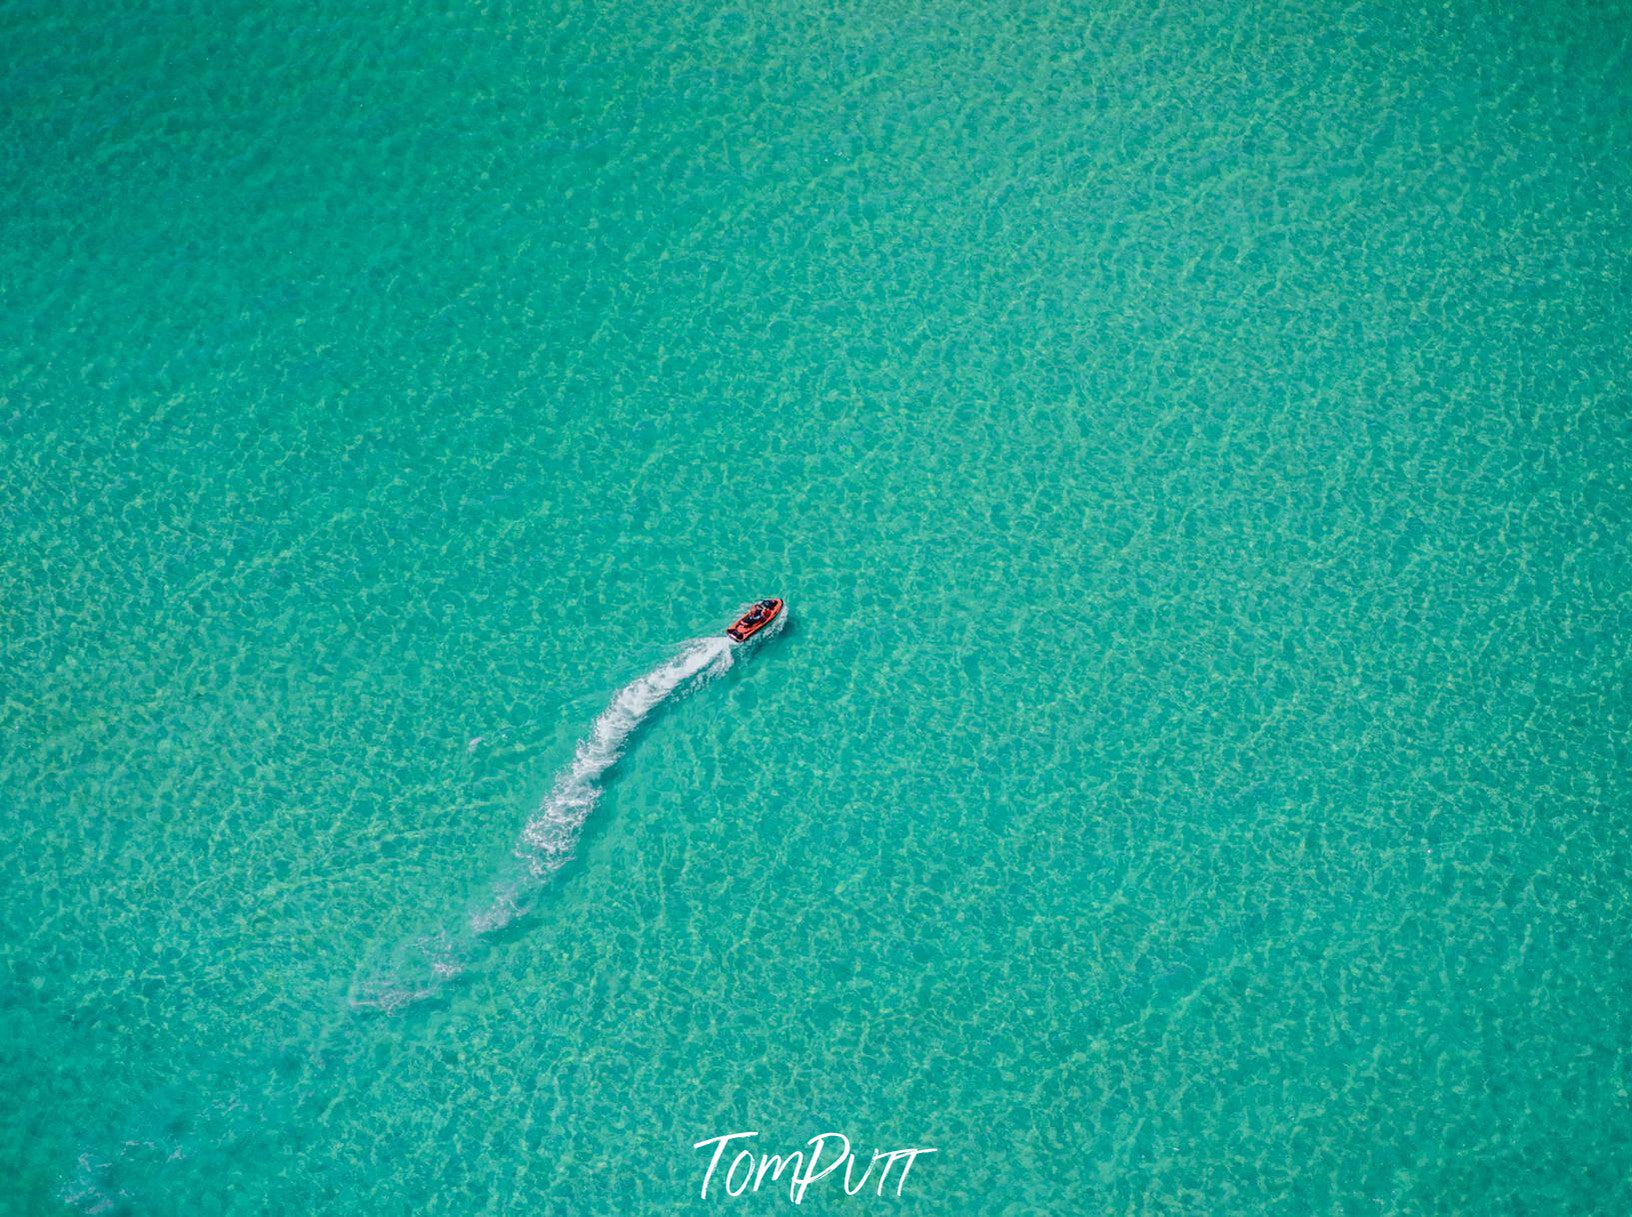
[471,634,736,933]
[352,634,738,1012]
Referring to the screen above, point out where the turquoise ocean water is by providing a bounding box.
[3,0,1630,1211]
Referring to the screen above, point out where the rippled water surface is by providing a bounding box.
[3,0,1629,1212]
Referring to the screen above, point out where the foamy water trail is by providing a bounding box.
[351,633,740,1012]
[471,633,736,932]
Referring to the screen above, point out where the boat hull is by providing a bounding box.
[727,598,784,642]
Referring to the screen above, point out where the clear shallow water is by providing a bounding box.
[2,0,1629,1212]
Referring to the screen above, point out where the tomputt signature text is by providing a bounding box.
[693,1131,936,1204]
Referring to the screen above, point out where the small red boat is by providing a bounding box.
[727,598,784,642]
